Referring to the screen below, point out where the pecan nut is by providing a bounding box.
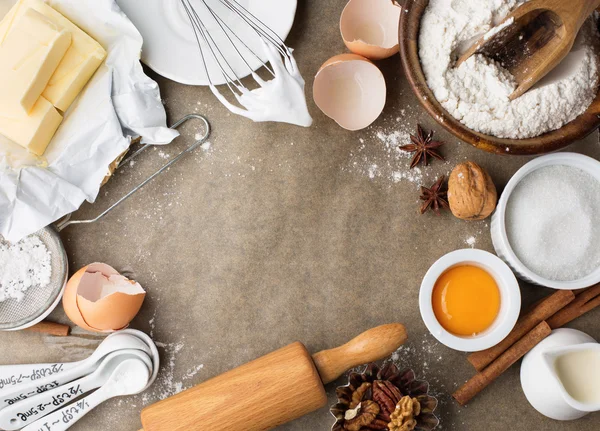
[372,380,403,422]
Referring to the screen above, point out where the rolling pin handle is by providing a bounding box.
[311,323,408,385]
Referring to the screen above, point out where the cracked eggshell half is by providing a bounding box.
[340,0,401,60]
[63,263,146,332]
[313,54,386,131]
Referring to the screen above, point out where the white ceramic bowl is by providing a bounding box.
[419,249,521,352]
[491,152,600,289]
[115,0,298,85]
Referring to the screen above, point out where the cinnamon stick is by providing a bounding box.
[24,321,70,337]
[453,321,551,406]
[467,290,575,371]
[547,283,600,329]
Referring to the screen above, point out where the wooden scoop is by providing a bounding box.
[456,0,600,100]
[139,323,407,431]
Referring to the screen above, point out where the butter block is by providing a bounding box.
[0,0,107,112]
[0,2,18,41]
[0,96,62,156]
[0,8,71,115]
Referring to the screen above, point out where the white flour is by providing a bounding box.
[344,110,449,188]
[0,236,51,302]
[419,0,600,139]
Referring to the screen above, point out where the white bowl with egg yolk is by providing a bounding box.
[419,249,521,352]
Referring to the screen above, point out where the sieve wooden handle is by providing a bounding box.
[24,321,70,337]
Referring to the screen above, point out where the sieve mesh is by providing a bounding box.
[0,227,68,330]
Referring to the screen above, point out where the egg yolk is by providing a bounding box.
[432,265,500,336]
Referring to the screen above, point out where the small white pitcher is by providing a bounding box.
[520,328,600,420]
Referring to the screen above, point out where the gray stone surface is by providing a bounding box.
[2,1,600,430]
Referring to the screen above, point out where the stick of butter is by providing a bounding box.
[0,97,62,156]
[0,8,71,115]
[0,0,107,112]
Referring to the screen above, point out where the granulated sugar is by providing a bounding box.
[506,165,600,281]
[419,0,600,139]
[0,235,51,302]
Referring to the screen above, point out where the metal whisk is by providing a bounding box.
[179,0,313,127]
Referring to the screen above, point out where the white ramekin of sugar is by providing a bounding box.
[491,153,600,289]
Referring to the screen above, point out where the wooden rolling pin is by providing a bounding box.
[139,323,407,431]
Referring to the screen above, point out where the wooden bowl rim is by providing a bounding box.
[399,0,600,155]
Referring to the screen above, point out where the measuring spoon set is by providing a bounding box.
[0,329,158,431]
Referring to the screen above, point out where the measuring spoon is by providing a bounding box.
[0,332,151,393]
[0,350,152,430]
[22,358,150,431]
[0,334,151,409]
[118,329,160,391]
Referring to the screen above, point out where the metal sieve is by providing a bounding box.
[0,114,210,331]
[0,226,68,331]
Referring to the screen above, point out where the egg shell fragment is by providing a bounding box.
[340,0,401,60]
[313,54,386,131]
[62,263,146,333]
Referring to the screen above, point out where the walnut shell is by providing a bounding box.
[447,162,497,221]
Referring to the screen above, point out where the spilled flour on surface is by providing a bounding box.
[462,223,489,249]
[141,341,186,403]
[138,311,205,403]
[464,236,476,248]
[345,119,421,187]
[345,110,450,189]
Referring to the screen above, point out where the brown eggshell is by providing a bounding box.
[318,53,368,71]
[340,0,401,60]
[76,291,145,332]
[62,263,145,333]
[62,264,103,332]
[314,54,386,131]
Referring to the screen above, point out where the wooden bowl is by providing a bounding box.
[399,0,600,155]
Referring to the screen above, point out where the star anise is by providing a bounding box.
[420,176,449,215]
[400,124,445,169]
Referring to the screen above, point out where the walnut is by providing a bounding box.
[447,161,497,221]
[372,380,402,422]
[350,382,372,409]
[344,401,380,431]
[388,396,420,431]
